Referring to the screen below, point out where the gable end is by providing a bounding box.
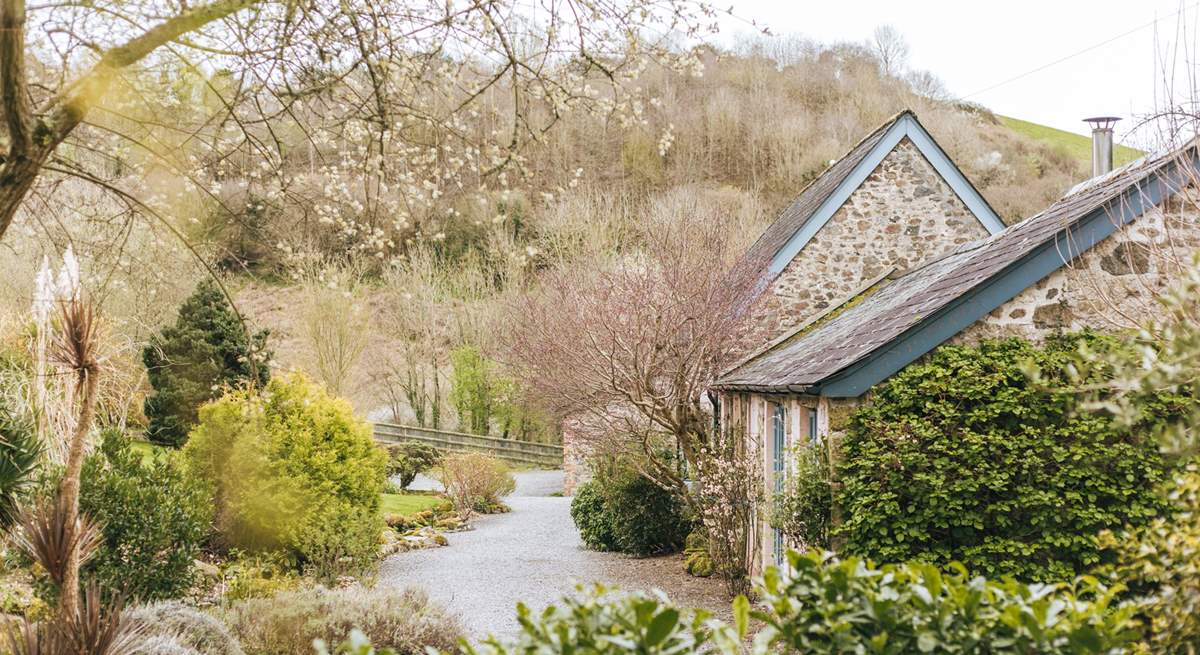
[768,113,1006,275]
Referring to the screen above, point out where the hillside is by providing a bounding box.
[0,37,1104,429]
[999,115,1143,169]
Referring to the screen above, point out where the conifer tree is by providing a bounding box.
[142,280,269,447]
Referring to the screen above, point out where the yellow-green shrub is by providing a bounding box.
[1102,464,1200,653]
[184,373,387,573]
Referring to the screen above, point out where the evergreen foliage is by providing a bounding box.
[183,373,387,573]
[839,333,1182,581]
[80,429,213,601]
[0,400,41,529]
[570,463,692,557]
[754,551,1137,654]
[143,279,270,447]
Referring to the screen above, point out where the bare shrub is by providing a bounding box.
[298,262,370,397]
[222,586,461,655]
[436,452,516,519]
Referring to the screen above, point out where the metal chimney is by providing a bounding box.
[1083,116,1121,177]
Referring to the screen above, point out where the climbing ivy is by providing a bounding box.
[839,332,1186,582]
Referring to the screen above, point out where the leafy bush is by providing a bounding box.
[217,552,300,602]
[79,429,213,601]
[769,441,832,552]
[462,585,735,655]
[753,550,1138,654]
[183,373,387,573]
[143,279,270,447]
[126,601,245,655]
[605,468,692,557]
[840,333,1177,581]
[569,480,618,551]
[385,443,441,490]
[0,400,41,529]
[223,586,461,655]
[571,463,691,557]
[436,452,515,517]
[1101,464,1200,653]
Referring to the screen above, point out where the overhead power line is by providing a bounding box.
[959,1,1199,101]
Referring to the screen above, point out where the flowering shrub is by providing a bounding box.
[696,431,761,596]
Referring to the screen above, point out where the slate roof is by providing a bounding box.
[716,145,1192,393]
[739,112,906,270]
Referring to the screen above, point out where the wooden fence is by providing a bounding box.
[372,422,563,468]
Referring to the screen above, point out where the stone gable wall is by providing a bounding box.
[956,189,1200,344]
[743,137,990,352]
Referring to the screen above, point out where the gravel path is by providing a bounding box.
[379,470,729,640]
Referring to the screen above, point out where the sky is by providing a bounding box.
[717,0,1200,149]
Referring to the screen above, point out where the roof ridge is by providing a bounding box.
[738,109,917,269]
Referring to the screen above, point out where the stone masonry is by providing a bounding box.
[956,188,1200,344]
[745,137,991,351]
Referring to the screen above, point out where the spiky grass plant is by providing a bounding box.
[0,402,42,529]
[10,492,103,589]
[4,584,148,655]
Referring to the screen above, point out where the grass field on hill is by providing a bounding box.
[1000,115,1143,169]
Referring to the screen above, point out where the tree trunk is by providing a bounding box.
[57,368,98,621]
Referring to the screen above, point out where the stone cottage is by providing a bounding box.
[716,114,1200,574]
[563,110,1008,494]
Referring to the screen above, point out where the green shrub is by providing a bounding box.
[126,601,244,655]
[385,443,441,490]
[143,279,270,447]
[224,586,461,655]
[840,333,1177,581]
[570,464,692,557]
[0,400,41,529]
[79,429,213,601]
[683,530,714,578]
[570,480,618,551]
[218,551,300,602]
[606,468,691,557]
[754,550,1138,654]
[183,373,387,573]
[769,440,833,552]
[436,452,515,517]
[1100,464,1200,653]
[449,345,493,435]
[462,585,735,655]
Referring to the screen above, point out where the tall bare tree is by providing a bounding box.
[504,189,762,497]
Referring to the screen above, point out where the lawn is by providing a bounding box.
[381,492,444,516]
[1000,115,1143,169]
[130,439,166,465]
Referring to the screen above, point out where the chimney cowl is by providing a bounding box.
[1084,116,1122,178]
